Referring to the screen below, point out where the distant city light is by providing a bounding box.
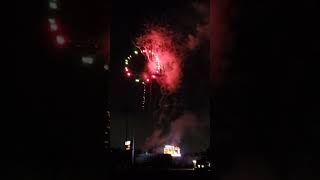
[125,67,128,72]
[163,145,181,157]
[104,64,109,70]
[48,18,56,24]
[192,160,197,164]
[49,2,58,9]
[125,140,131,150]
[134,50,138,54]
[81,56,94,64]
[56,35,65,45]
[125,141,131,146]
[50,23,58,31]
[146,78,150,82]
[135,79,140,82]
[151,75,156,79]
[127,72,131,77]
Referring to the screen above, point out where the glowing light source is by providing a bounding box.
[134,50,138,55]
[56,35,65,45]
[48,18,56,24]
[127,72,131,77]
[50,23,58,31]
[151,75,156,79]
[135,79,140,82]
[146,78,150,82]
[125,67,128,72]
[163,145,181,157]
[104,64,109,71]
[81,56,94,64]
[49,2,58,9]
[125,141,131,150]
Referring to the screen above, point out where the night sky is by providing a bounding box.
[110,0,210,153]
[11,0,320,179]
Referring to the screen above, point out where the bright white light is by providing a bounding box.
[197,165,200,168]
[163,145,181,157]
[201,165,204,168]
[192,160,197,164]
[134,51,138,54]
[82,56,94,64]
[125,141,131,146]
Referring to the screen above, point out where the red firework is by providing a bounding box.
[136,25,183,93]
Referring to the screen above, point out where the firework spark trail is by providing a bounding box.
[137,3,210,150]
[142,84,146,109]
[136,25,186,151]
[136,25,184,93]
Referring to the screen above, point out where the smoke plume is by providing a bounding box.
[136,25,184,93]
[140,1,210,152]
[142,112,198,152]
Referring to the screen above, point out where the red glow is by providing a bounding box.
[125,67,129,72]
[146,78,150,82]
[127,72,131,77]
[151,75,156,79]
[136,26,183,93]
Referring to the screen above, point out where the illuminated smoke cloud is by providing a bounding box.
[139,1,211,152]
[136,25,183,93]
[142,112,198,152]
